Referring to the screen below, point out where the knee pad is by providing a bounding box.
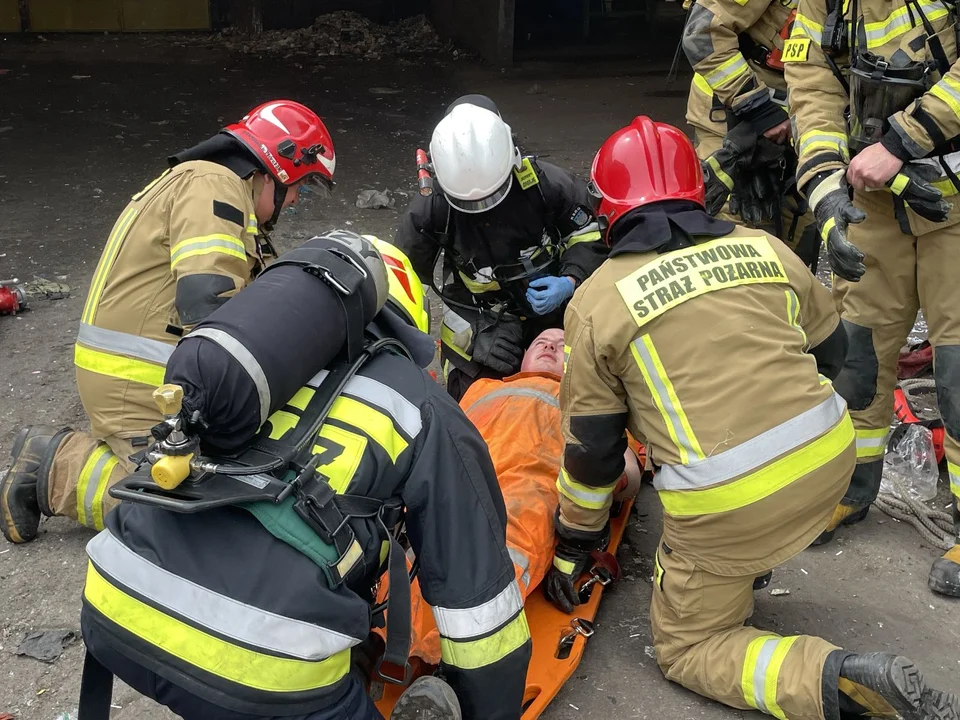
[834,321,878,411]
[935,345,960,440]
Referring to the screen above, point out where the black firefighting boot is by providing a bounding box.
[833,652,960,720]
[0,426,70,544]
[390,676,462,720]
[812,503,871,546]
[929,497,960,597]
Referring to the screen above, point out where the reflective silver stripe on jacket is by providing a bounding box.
[655,393,847,492]
[342,375,422,438]
[86,530,362,660]
[465,386,560,414]
[508,547,532,590]
[187,328,271,426]
[431,581,523,639]
[77,323,175,365]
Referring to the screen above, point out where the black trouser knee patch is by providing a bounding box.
[935,345,960,440]
[834,321,878,411]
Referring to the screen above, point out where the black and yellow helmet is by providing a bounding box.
[366,236,430,334]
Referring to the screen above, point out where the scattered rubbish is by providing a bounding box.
[800,568,808,575]
[835,550,843,556]
[356,189,395,210]
[52,714,74,720]
[569,705,579,711]
[203,12,455,60]
[37,689,47,695]
[878,622,883,628]
[71,75,90,80]
[770,588,791,596]
[629,633,641,638]
[22,278,71,301]
[369,87,402,95]
[880,424,938,502]
[930,604,936,610]
[644,645,656,659]
[0,549,9,554]
[526,83,545,95]
[16,629,78,663]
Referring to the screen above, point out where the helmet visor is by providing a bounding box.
[445,173,513,214]
[301,173,335,199]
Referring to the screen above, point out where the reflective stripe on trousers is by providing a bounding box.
[949,461,960,498]
[855,427,888,460]
[741,635,801,720]
[655,393,853,517]
[84,530,358,692]
[74,323,174,387]
[76,444,121,531]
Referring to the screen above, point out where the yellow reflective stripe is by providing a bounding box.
[889,173,910,195]
[931,75,960,121]
[83,563,350,692]
[933,178,960,197]
[704,54,750,89]
[565,230,602,246]
[742,634,779,712]
[246,213,259,235]
[440,324,472,360]
[439,612,530,670]
[791,13,823,42]
[312,425,368,494]
[328,396,408,463]
[653,552,664,590]
[288,387,316,412]
[82,208,139,324]
[335,540,364,579]
[458,271,501,294]
[785,289,807,349]
[631,337,704,464]
[91,456,119,531]
[798,131,849,160]
[74,344,166,387]
[706,155,734,190]
[170,234,246,269]
[563,344,571,373]
[131,169,171,202]
[693,72,713,96]
[855,426,888,459]
[820,216,836,242]
[77,445,112,529]
[554,556,576,574]
[266,410,300,441]
[763,637,799,719]
[949,461,960,498]
[865,1,948,48]
[659,414,854,516]
[556,467,618,510]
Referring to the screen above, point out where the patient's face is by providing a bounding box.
[521,328,565,376]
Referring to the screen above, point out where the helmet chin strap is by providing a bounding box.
[264,177,287,232]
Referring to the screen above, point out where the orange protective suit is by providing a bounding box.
[393,371,643,665]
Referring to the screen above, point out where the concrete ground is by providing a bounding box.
[0,24,957,720]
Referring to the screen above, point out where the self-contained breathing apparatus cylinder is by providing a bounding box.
[163,231,388,453]
[848,51,931,154]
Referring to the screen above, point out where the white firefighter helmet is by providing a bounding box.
[429,103,522,214]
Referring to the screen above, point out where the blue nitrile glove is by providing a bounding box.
[525,276,576,316]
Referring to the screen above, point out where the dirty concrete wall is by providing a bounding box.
[429,0,514,65]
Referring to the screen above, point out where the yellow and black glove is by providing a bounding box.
[807,169,867,282]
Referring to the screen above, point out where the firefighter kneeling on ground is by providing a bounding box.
[391,328,645,671]
[76,232,531,720]
[395,93,608,402]
[785,0,960,599]
[1,100,337,544]
[544,116,960,720]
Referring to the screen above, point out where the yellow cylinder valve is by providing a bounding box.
[151,453,194,490]
[153,383,184,416]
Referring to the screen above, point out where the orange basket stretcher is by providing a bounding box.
[373,498,634,719]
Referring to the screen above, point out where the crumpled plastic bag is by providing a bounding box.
[15,629,78,663]
[880,424,939,502]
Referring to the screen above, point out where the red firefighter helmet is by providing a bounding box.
[224,100,336,190]
[590,116,704,242]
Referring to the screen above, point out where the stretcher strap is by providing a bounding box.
[377,519,412,683]
[78,649,114,720]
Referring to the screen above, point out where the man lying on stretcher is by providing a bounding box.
[389,328,644,668]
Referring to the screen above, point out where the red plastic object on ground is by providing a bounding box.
[898,341,933,380]
[0,283,25,315]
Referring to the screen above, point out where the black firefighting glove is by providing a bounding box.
[729,137,788,227]
[701,123,759,216]
[806,169,867,282]
[544,520,610,614]
[469,315,524,375]
[887,163,952,224]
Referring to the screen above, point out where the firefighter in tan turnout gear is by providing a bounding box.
[543,116,960,720]
[1,100,337,544]
[682,0,820,267]
[784,0,960,596]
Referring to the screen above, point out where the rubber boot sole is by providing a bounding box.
[390,676,462,720]
[855,655,960,720]
[812,505,870,547]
